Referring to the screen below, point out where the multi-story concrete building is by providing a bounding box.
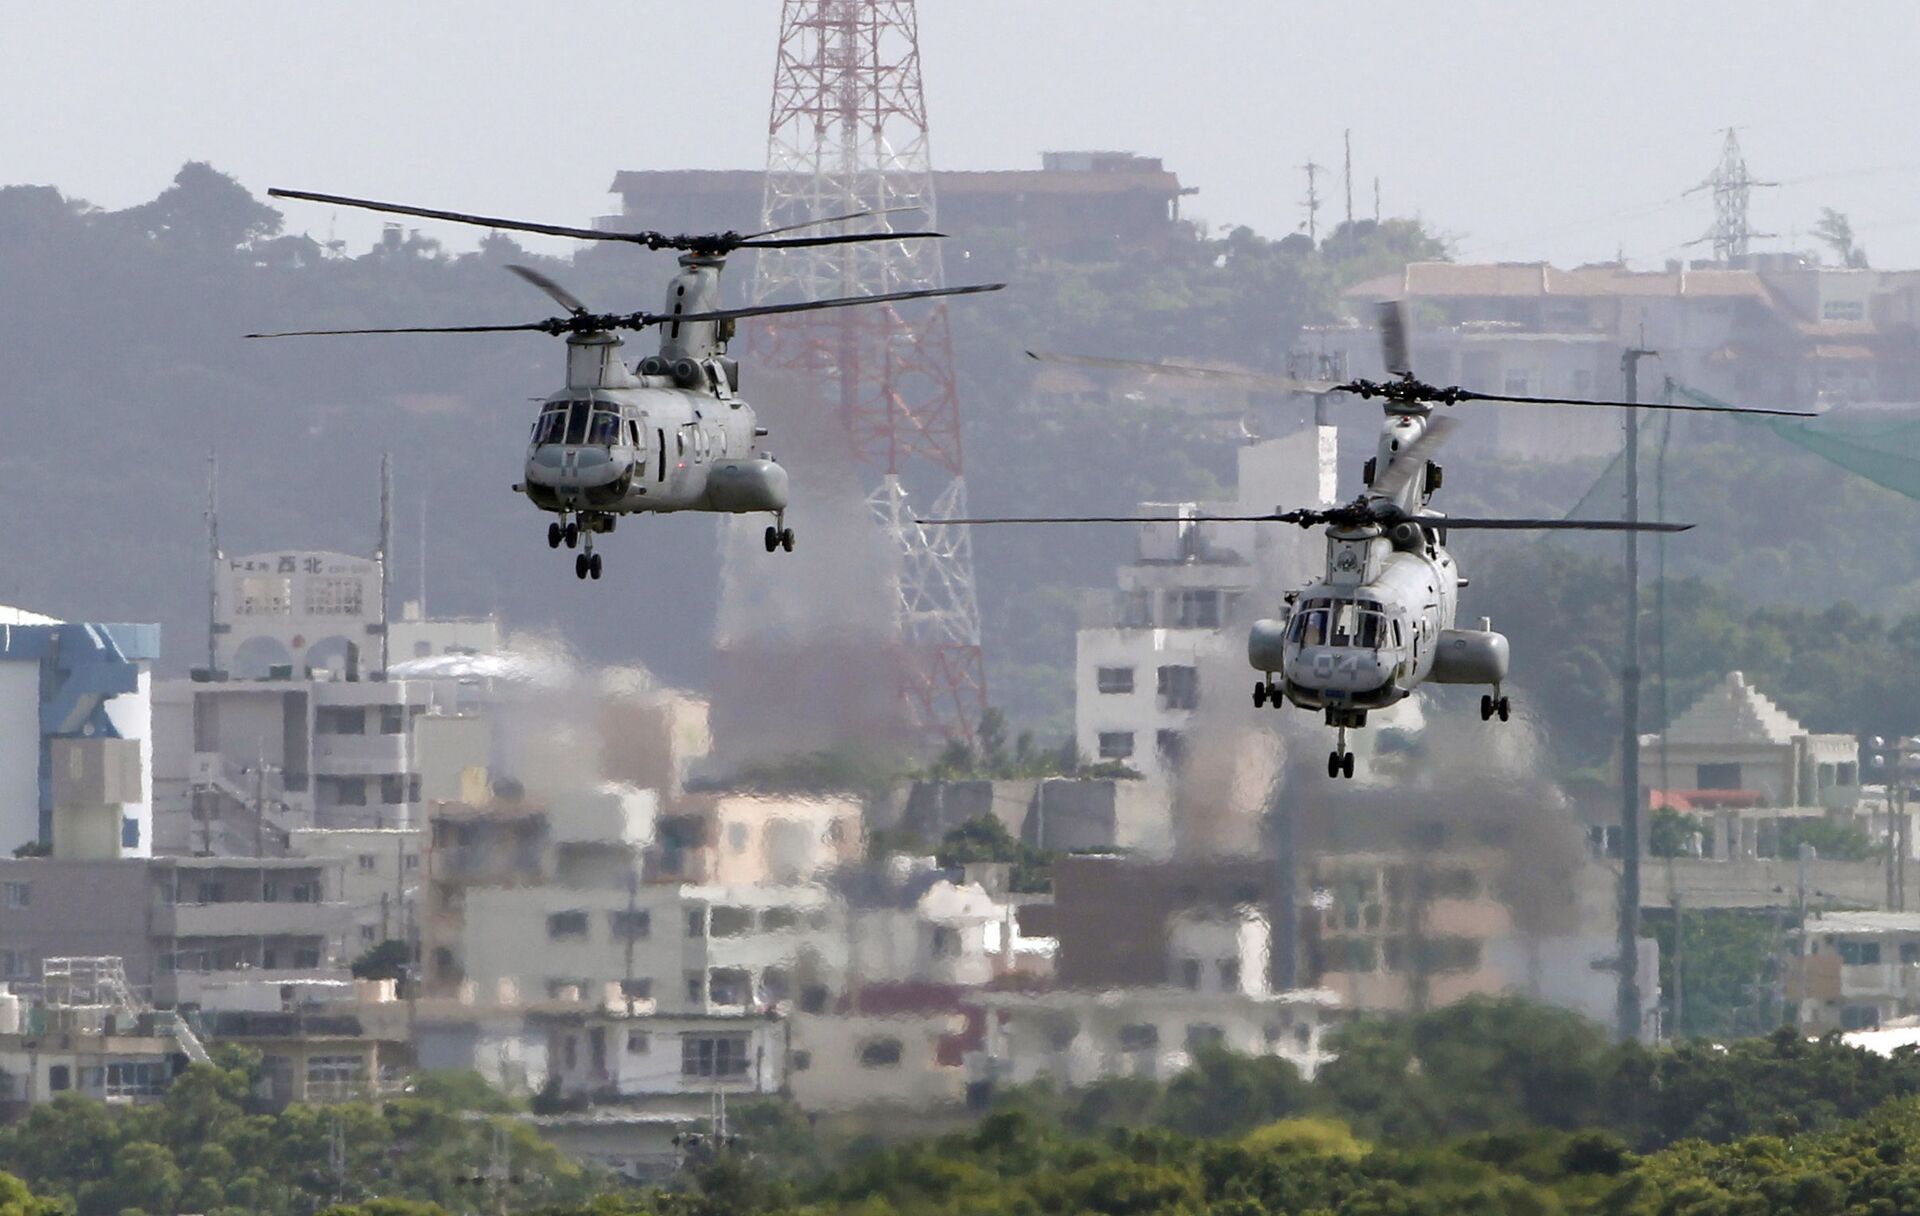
[1640,671,1860,813]
[533,1004,789,1105]
[1790,910,1920,1032]
[289,826,424,954]
[0,854,352,1008]
[0,606,160,858]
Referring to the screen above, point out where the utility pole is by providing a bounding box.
[1301,160,1323,243]
[377,453,392,681]
[1342,130,1354,227]
[205,452,221,676]
[1373,177,1381,224]
[1618,343,1658,1044]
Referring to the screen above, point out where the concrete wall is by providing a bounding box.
[0,661,41,854]
[0,859,153,988]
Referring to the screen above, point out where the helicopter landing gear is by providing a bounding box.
[1252,681,1268,708]
[575,551,602,580]
[1480,690,1511,722]
[548,521,563,549]
[1327,726,1355,780]
[563,520,580,549]
[764,514,795,553]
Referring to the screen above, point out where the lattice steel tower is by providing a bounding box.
[1688,128,1776,264]
[751,0,985,744]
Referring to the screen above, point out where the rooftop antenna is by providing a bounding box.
[1343,130,1354,226]
[1301,160,1323,242]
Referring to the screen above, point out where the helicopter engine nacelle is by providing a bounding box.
[1429,628,1510,686]
[704,458,790,514]
[1247,618,1289,675]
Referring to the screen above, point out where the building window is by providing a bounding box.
[316,707,366,735]
[1185,1024,1225,1053]
[686,908,706,938]
[381,775,408,805]
[681,1033,751,1079]
[791,1050,812,1072]
[611,910,651,939]
[3,882,29,909]
[359,925,377,945]
[357,854,377,872]
[1156,730,1186,767]
[1156,665,1199,710]
[1697,762,1741,791]
[1179,958,1201,990]
[102,1061,169,1099]
[686,972,705,1004]
[709,968,751,1006]
[1823,298,1865,321]
[728,823,750,853]
[1218,959,1240,990]
[293,948,321,969]
[0,950,26,980]
[1172,590,1221,629]
[1097,732,1135,760]
[547,911,589,940]
[761,907,799,932]
[1838,940,1883,966]
[1096,666,1135,695]
[404,853,419,870]
[620,978,652,1001]
[710,907,754,938]
[380,705,406,735]
[858,1037,903,1068]
[1118,1024,1159,1052]
[627,1031,651,1055]
[930,926,958,958]
[47,1066,69,1092]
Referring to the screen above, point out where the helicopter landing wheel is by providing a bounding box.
[575,553,590,580]
[1252,681,1267,708]
[1497,695,1511,722]
[589,553,603,580]
[780,527,795,553]
[764,525,779,553]
[1480,694,1494,721]
[564,521,580,549]
[1342,752,1355,779]
[547,521,562,549]
[1326,750,1355,780]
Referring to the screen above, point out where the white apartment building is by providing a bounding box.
[289,827,424,953]
[1075,430,1335,779]
[1792,911,1920,1033]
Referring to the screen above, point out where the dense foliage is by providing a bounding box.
[0,1051,593,1216]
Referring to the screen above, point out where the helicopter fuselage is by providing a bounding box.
[519,368,786,521]
[1246,407,1510,750]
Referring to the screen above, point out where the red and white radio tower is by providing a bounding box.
[751,0,986,745]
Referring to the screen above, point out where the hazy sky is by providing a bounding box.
[6,2,1920,269]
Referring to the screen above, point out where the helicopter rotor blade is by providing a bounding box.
[269,188,945,254]
[744,205,923,239]
[1448,387,1814,417]
[1368,414,1460,502]
[1434,517,1693,532]
[1376,300,1413,377]
[654,282,1004,327]
[1024,351,1344,395]
[245,321,560,338]
[506,264,589,316]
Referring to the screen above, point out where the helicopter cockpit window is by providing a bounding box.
[588,410,621,447]
[1290,603,1331,647]
[1329,602,1386,649]
[532,405,567,446]
[564,400,592,445]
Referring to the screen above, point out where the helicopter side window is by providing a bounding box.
[589,411,621,447]
[628,420,642,448]
[564,400,591,445]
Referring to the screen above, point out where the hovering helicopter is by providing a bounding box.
[249,188,1004,580]
[941,302,1813,778]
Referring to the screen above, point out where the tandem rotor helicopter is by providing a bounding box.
[249,188,1004,580]
[944,303,1813,779]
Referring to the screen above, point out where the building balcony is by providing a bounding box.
[311,735,409,777]
[154,900,352,939]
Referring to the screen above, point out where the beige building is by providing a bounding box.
[1790,910,1920,1032]
[1640,671,1859,812]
